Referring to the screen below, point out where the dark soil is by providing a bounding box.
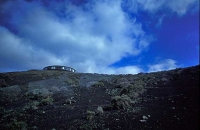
[0,65,199,130]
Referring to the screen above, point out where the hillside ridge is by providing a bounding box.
[0,65,199,130]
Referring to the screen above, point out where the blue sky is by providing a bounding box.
[0,0,199,74]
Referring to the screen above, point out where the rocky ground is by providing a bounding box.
[0,65,199,130]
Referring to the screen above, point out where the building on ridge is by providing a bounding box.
[43,65,76,72]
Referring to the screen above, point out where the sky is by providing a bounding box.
[0,0,199,74]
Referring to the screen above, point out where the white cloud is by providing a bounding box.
[0,0,153,73]
[81,65,143,74]
[2,0,194,74]
[93,66,143,74]
[115,66,143,74]
[0,26,65,71]
[125,0,198,16]
[166,0,199,15]
[148,59,178,72]
[156,14,166,28]
[137,0,166,13]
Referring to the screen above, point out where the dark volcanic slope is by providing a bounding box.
[0,65,199,130]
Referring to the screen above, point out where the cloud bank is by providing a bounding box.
[0,0,197,73]
[0,0,149,73]
[148,59,178,72]
[125,0,199,16]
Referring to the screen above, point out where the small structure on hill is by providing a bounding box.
[43,65,76,72]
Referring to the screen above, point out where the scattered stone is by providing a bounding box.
[140,115,149,123]
[140,120,147,123]
[171,107,175,110]
[96,106,104,115]
[142,116,148,120]
[65,99,76,104]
